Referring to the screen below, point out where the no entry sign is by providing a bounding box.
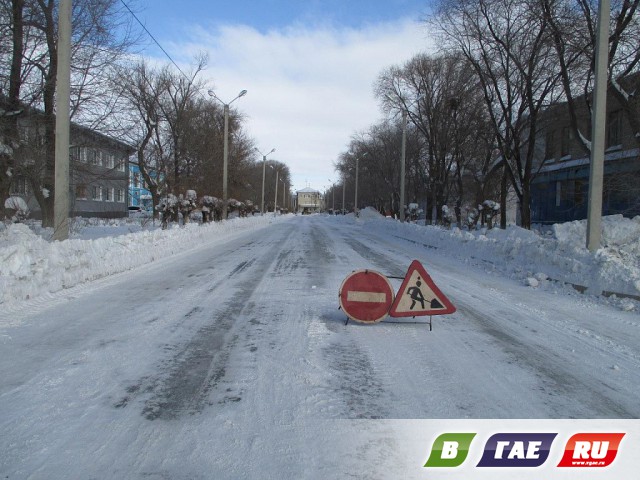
[338,269,395,323]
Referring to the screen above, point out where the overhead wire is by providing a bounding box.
[118,0,195,88]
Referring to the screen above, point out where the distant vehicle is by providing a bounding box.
[128,205,151,218]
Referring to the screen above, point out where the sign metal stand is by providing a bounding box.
[338,260,455,330]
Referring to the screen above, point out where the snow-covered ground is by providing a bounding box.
[1,211,640,479]
[2,210,639,312]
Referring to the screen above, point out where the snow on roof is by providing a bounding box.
[296,187,320,193]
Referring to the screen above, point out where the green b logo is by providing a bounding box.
[424,433,477,467]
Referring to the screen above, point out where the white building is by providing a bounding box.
[295,187,322,214]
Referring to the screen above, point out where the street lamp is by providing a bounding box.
[399,109,408,222]
[586,0,610,251]
[208,88,247,220]
[354,152,367,215]
[273,167,279,217]
[267,164,282,216]
[255,147,275,214]
[328,179,335,213]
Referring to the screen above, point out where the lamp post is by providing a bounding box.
[53,0,72,241]
[273,168,279,216]
[328,179,335,213]
[586,0,610,252]
[208,88,247,220]
[354,157,359,214]
[399,109,407,222]
[256,147,275,214]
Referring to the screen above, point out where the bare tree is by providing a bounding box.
[541,0,640,151]
[431,0,562,228]
[376,52,495,224]
[111,59,168,219]
[0,0,139,226]
[334,119,422,216]
[154,56,207,195]
[0,0,25,219]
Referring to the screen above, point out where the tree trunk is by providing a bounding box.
[500,164,507,229]
[520,183,531,229]
[1,0,25,220]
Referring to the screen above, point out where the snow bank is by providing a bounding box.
[2,210,639,308]
[351,212,640,300]
[0,216,288,306]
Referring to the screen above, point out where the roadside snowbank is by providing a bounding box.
[1,210,639,309]
[0,215,288,306]
[352,208,640,302]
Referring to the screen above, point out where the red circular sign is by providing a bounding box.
[339,269,394,323]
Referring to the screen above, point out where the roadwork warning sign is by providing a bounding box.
[389,260,456,317]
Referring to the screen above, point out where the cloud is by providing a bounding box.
[167,19,433,192]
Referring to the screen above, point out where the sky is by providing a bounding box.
[133,0,435,193]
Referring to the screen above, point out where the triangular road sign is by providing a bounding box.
[389,260,456,317]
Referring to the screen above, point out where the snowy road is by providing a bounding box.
[2,215,640,478]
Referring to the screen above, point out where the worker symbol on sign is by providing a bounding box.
[389,260,456,317]
[407,278,425,310]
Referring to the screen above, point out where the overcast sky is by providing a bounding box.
[136,0,435,193]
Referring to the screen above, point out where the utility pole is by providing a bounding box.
[586,0,610,252]
[53,0,72,241]
[399,109,407,221]
[274,169,279,217]
[208,89,247,220]
[354,157,359,214]
[256,147,275,214]
[222,103,230,219]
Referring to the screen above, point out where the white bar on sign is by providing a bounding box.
[347,291,386,303]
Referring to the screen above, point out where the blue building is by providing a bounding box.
[531,74,640,224]
[128,163,153,212]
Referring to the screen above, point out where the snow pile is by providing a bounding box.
[350,210,640,300]
[356,207,385,220]
[2,208,639,308]
[0,215,288,306]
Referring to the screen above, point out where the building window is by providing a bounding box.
[607,110,623,148]
[117,157,126,172]
[91,185,102,200]
[116,188,125,202]
[104,152,115,169]
[560,126,573,157]
[90,149,100,166]
[10,177,29,195]
[574,179,585,206]
[76,184,88,199]
[545,130,555,160]
[71,146,82,163]
[105,187,114,202]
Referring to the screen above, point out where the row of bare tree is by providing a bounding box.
[333,0,639,228]
[0,0,290,225]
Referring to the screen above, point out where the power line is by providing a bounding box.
[118,0,193,86]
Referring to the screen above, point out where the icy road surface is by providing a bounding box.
[1,215,639,478]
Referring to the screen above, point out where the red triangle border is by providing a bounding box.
[389,260,456,317]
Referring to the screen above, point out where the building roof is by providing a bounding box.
[0,94,134,153]
[296,187,320,193]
